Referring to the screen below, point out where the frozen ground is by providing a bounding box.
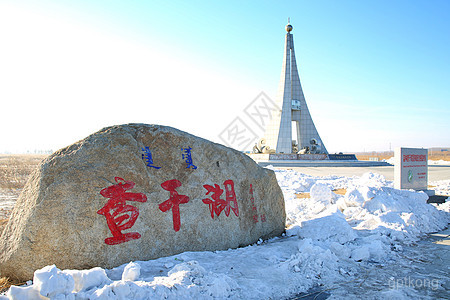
[1,167,449,299]
[0,191,17,219]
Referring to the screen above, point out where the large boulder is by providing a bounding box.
[0,124,285,281]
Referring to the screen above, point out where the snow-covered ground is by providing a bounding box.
[1,167,449,299]
[431,179,450,196]
[384,157,450,166]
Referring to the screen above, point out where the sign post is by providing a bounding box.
[394,147,434,196]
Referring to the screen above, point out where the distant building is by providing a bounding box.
[429,147,449,153]
[263,21,327,154]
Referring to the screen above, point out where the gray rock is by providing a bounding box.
[0,124,285,281]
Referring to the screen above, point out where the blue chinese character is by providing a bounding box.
[181,146,197,170]
[141,147,161,169]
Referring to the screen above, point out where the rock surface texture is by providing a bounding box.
[0,124,285,281]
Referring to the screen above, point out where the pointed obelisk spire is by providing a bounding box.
[264,20,327,154]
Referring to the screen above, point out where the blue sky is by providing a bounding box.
[0,0,449,153]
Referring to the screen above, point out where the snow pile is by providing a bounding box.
[2,168,449,299]
[342,187,447,243]
[5,262,239,300]
[384,156,395,165]
[433,199,450,212]
[430,179,450,196]
[88,260,239,299]
[428,159,450,165]
[284,238,341,286]
[295,213,357,245]
[285,171,448,265]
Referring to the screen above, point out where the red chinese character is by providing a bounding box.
[202,180,239,219]
[97,177,147,245]
[202,184,227,218]
[159,179,190,232]
[253,215,259,223]
[260,214,266,222]
[224,180,239,217]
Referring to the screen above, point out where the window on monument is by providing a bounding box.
[292,99,301,110]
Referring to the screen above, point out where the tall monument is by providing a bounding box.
[264,21,327,154]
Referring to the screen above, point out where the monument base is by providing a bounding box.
[270,153,328,160]
[248,153,354,161]
[248,153,390,167]
[248,153,328,161]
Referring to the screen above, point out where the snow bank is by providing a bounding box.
[5,262,239,300]
[2,168,449,299]
[428,159,450,165]
[430,179,450,196]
